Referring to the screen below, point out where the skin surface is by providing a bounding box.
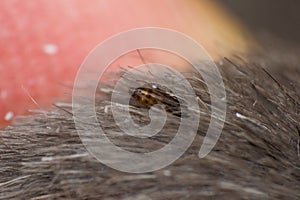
[0,0,252,128]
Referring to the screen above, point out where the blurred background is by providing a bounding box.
[220,0,300,45]
[0,0,299,128]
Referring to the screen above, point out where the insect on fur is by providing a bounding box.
[129,83,182,117]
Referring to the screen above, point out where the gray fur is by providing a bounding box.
[1,50,299,199]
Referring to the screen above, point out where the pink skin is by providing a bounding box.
[0,0,244,128]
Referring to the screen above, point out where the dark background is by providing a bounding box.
[219,0,300,45]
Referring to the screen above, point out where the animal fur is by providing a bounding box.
[0,42,300,199]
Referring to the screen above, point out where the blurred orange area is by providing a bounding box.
[0,0,252,128]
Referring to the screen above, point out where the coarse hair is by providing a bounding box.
[0,41,300,200]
